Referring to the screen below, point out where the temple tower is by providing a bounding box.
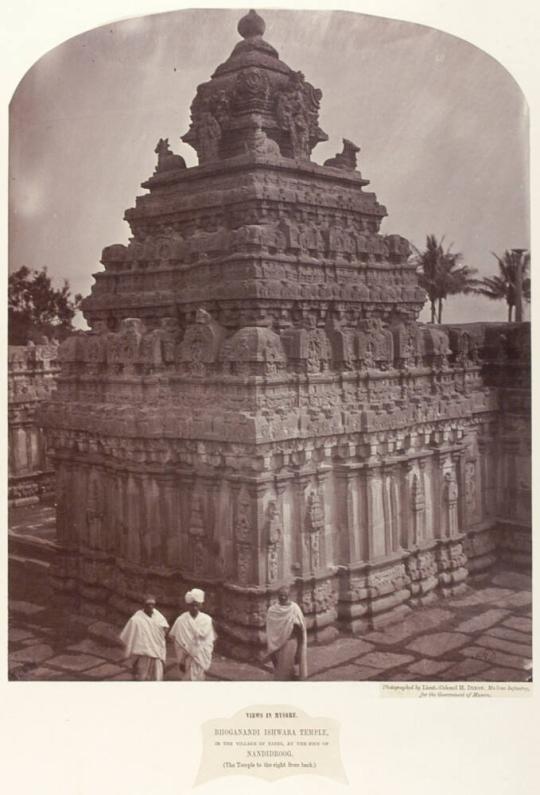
[42,11,529,657]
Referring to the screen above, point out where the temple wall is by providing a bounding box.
[8,344,59,506]
[41,322,530,656]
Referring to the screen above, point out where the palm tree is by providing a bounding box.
[476,249,530,322]
[413,234,479,324]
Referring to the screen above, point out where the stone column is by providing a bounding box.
[230,478,261,587]
[478,434,495,521]
[156,473,178,568]
[452,450,466,537]
[315,464,332,571]
[187,476,209,578]
[399,460,413,550]
[126,472,141,563]
[363,463,385,559]
[335,464,362,564]
[432,449,447,538]
[412,461,426,547]
[292,471,313,577]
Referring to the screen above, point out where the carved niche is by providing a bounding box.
[188,492,208,575]
[117,318,145,374]
[86,469,105,550]
[139,317,180,373]
[464,460,478,525]
[360,319,394,369]
[234,68,270,111]
[220,327,286,375]
[274,70,327,159]
[177,308,224,376]
[182,91,224,164]
[443,471,459,536]
[235,487,254,585]
[282,323,332,374]
[304,489,324,572]
[244,116,281,157]
[422,327,451,369]
[392,322,424,369]
[265,501,282,583]
[411,469,426,545]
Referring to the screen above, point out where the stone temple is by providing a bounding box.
[41,11,530,659]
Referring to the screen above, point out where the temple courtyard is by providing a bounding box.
[9,502,532,683]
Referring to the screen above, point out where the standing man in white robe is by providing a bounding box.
[265,585,308,681]
[119,594,169,681]
[169,589,216,681]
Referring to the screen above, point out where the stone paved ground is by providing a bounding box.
[8,504,532,682]
[8,570,532,683]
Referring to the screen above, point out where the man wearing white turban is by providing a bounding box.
[119,594,169,681]
[265,586,308,681]
[169,589,216,681]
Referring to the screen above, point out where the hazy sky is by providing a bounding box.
[9,7,529,326]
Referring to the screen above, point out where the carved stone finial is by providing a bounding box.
[238,9,266,39]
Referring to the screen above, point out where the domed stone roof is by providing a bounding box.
[182,11,328,163]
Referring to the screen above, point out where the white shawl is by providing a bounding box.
[266,601,308,679]
[119,609,169,662]
[169,612,216,672]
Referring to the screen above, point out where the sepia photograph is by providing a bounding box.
[7,5,531,686]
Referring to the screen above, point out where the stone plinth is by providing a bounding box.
[41,12,530,658]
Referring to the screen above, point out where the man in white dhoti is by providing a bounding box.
[265,586,308,681]
[169,589,216,681]
[119,595,169,681]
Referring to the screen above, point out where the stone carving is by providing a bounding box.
[86,470,104,549]
[154,138,186,173]
[139,318,179,372]
[275,71,327,159]
[183,94,223,164]
[8,342,59,505]
[221,326,286,375]
[406,549,438,601]
[118,318,145,373]
[235,488,252,542]
[360,319,394,369]
[265,501,281,583]
[444,472,459,536]
[392,322,424,368]
[411,471,425,545]
[101,243,127,269]
[304,489,324,572]
[422,326,451,368]
[384,234,411,262]
[464,460,477,522]
[234,69,270,111]
[244,116,281,156]
[324,139,360,170]
[237,8,266,39]
[282,324,332,373]
[235,487,254,585]
[189,493,208,574]
[178,308,224,375]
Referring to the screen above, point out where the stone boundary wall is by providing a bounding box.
[8,343,60,506]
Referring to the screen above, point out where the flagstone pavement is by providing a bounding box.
[8,502,533,682]
[8,569,532,682]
